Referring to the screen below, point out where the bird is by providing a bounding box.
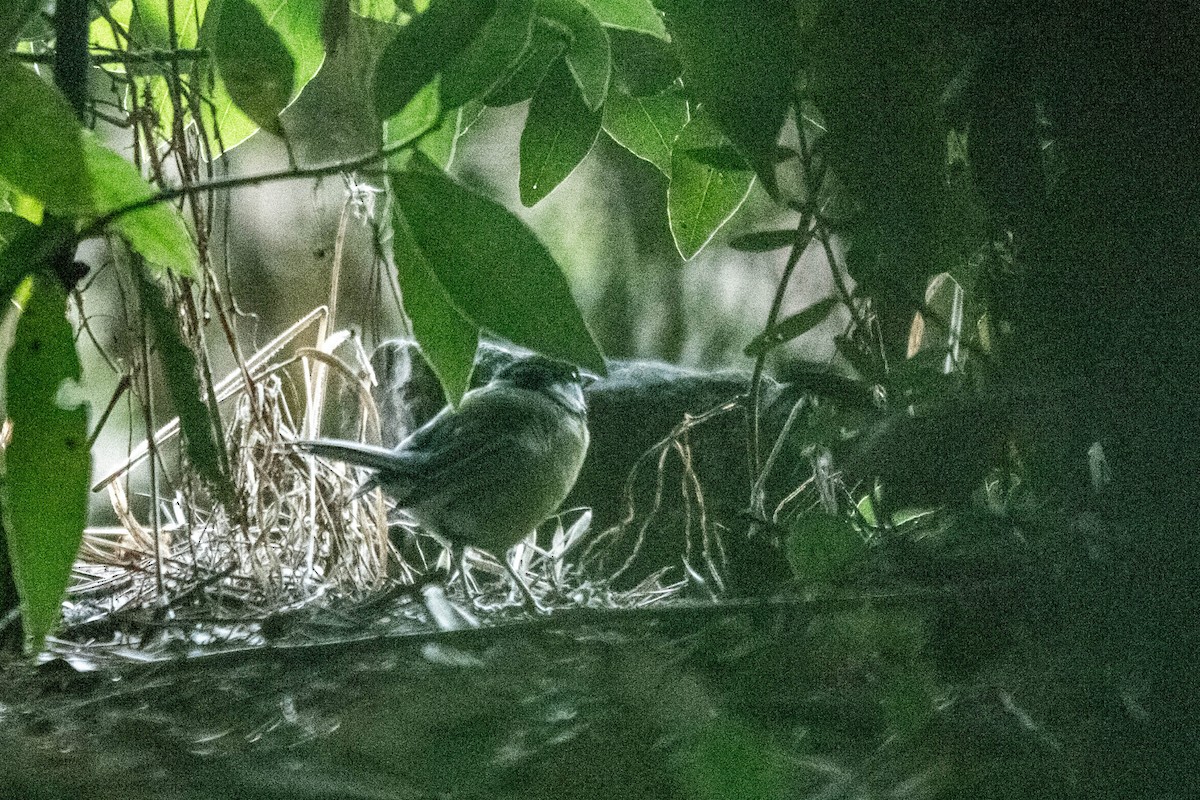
[297,354,589,609]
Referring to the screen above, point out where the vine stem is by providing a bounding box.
[746,113,826,514]
[81,130,436,239]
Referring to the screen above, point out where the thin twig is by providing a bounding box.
[82,131,438,238]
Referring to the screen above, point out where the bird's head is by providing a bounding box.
[493,355,587,416]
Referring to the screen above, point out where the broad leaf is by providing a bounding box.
[383,80,443,162]
[660,0,798,198]
[0,216,75,306]
[387,95,475,171]
[668,113,754,259]
[214,0,297,136]
[374,0,497,118]
[0,0,40,49]
[578,0,666,39]
[0,212,28,249]
[609,27,679,95]
[484,18,567,106]
[744,297,839,357]
[133,266,234,505]
[392,208,479,404]
[201,0,325,152]
[83,134,200,278]
[392,169,606,373]
[601,87,687,177]
[520,62,602,206]
[2,275,90,653]
[537,0,610,111]
[0,56,90,215]
[440,0,535,109]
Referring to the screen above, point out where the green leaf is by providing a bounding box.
[537,0,610,111]
[392,169,606,373]
[387,95,475,171]
[0,212,28,250]
[744,297,838,357]
[0,55,91,215]
[728,229,796,253]
[519,62,601,206]
[417,105,466,169]
[679,145,748,171]
[484,18,567,107]
[601,86,687,176]
[201,0,324,152]
[374,0,497,119]
[383,80,443,162]
[609,27,679,95]
[660,0,798,198]
[787,515,865,586]
[440,0,535,109]
[82,134,200,278]
[668,112,754,260]
[0,217,76,306]
[392,207,479,404]
[0,0,40,49]
[133,266,234,505]
[577,0,666,39]
[214,0,297,137]
[2,274,90,653]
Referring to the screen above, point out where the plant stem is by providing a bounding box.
[82,131,436,238]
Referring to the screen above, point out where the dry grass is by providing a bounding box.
[64,313,689,654]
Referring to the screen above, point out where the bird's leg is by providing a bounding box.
[504,556,549,615]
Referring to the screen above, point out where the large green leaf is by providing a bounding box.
[667,112,754,259]
[0,217,76,306]
[214,0,296,137]
[484,17,567,107]
[0,56,90,215]
[0,212,28,250]
[392,207,479,404]
[609,27,679,95]
[519,62,601,206]
[383,80,443,162]
[0,68,194,276]
[440,0,535,109]
[537,0,610,111]
[385,94,476,172]
[0,0,41,49]
[83,134,200,278]
[133,266,234,505]
[2,274,90,653]
[392,169,606,373]
[660,0,798,198]
[601,86,687,177]
[374,0,497,118]
[578,0,666,39]
[202,0,324,152]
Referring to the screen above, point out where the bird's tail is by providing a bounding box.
[294,439,400,473]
